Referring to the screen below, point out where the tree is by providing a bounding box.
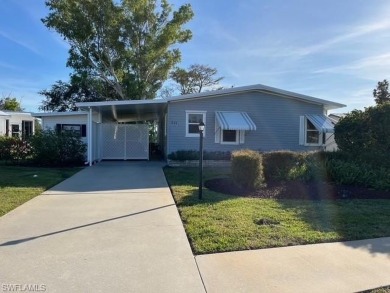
[334,103,390,165]
[170,64,224,94]
[39,75,119,112]
[373,79,390,105]
[42,0,194,100]
[0,96,23,111]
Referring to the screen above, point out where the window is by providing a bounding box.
[22,120,33,139]
[306,119,320,144]
[11,125,19,138]
[56,124,87,137]
[185,111,206,137]
[221,130,239,144]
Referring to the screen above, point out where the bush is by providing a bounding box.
[335,103,390,162]
[168,150,231,161]
[231,149,264,190]
[0,136,32,163]
[29,130,86,166]
[262,151,328,182]
[326,157,390,190]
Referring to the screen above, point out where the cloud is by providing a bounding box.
[294,20,390,57]
[0,30,42,56]
[314,53,390,80]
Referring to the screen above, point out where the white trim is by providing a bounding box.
[87,107,93,166]
[185,110,206,137]
[33,111,87,117]
[76,99,167,108]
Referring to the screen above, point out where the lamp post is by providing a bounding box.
[198,122,205,200]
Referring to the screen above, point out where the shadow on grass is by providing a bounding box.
[164,166,390,256]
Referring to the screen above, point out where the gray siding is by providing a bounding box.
[167,92,324,154]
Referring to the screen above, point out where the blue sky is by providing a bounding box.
[1,0,390,113]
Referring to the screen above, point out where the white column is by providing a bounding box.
[88,107,93,166]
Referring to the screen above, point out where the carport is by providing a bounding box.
[76,100,167,165]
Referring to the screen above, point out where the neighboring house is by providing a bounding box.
[0,110,35,139]
[33,83,346,165]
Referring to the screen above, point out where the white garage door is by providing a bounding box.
[101,123,149,160]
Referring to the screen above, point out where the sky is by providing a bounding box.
[1,0,390,113]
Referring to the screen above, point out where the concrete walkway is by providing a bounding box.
[0,162,205,293]
[196,237,390,293]
[1,162,389,293]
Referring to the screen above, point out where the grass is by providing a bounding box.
[0,163,81,217]
[164,167,390,255]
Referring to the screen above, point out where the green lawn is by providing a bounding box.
[164,167,390,255]
[0,164,81,217]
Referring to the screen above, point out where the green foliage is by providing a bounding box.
[0,136,32,162]
[262,151,326,182]
[0,96,23,111]
[168,150,231,161]
[335,103,390,160]
[373,79,390,105]
[326,159,390,190]
[43,0,194,100]
[29,130,86,166]
[39,76,118,112]
[231,149,264,190]
[170,64,224,94]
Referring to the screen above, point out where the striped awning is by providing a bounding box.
[215,111,256,131]
[306,114,335,133]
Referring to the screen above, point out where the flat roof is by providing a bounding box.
[167,84,346,110]
[32,111,87,117]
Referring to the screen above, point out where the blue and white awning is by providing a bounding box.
[215,111,256,131]
[306,114,335,133]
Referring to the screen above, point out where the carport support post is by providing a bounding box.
[88,107,93,166]
[198,122,205,200]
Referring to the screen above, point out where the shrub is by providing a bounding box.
[325,158,390,190]
[231,149,264,190]
[335,103,390,162]
[263,151,305,180]
[29,130,86,166]
[262,151,328,182]
[168,150,231,161]
[0,136,32,163]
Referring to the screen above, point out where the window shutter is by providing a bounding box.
[239,130,245,144]
[81,124,87,137]
[299,116,305,145]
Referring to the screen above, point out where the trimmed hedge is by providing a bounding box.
[262,150,390,190]
[168,150,231,161]
[231,149,264,190]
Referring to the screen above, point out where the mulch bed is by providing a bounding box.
[204,178,390,200]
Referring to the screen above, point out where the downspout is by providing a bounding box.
[88,107,93,166]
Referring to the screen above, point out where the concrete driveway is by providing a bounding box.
[0,162,205,293]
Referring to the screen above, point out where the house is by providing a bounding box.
[0,110,35,139]
[33,83,346,165]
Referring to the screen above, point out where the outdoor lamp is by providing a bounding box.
[198,121,205,132]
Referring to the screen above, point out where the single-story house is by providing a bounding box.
[33,83,346,165]
[0,110,35,138]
